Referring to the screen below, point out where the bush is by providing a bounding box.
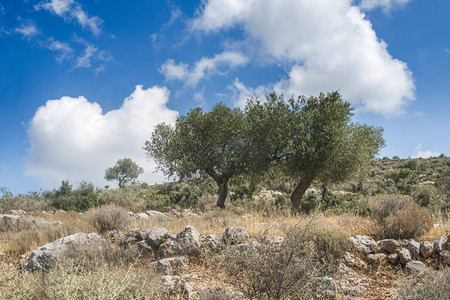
[399,269,450,300]
[368,194,433,239]
[216,221,337,299]
[84,205,130,233]
[416,185,439,207]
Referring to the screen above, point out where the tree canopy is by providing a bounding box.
[145,103,252,208]
[146,91,385,212]
[104,158,144,189]
[247,91,385,212]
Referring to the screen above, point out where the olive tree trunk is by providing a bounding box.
[291,174,316,213]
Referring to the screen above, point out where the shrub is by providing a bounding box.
[306,227,354,263]
[368,194,433,239]
[399,269,450,300]
[216,221,337,300]
[416,185,439,207]
[84,205,130,233]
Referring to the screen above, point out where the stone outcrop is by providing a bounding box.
[25,232,102,271]
[223,226,249,244]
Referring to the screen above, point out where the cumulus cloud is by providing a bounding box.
[35,0,102,34]
[191,0,415,116]
[412,143,441,159]
[358,0,410,12]
[160,51,248,87]
[26,85,179,189]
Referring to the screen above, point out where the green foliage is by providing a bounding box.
[145,103,253,208]
[416,185,439,207]
[385,168,411,185]
[402,159,420,171]
[48,181,101,212]
[105,158,144,189]
[247,91,384,212]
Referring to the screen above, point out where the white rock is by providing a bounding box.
[152,256,189,275]
[25,233,102,271]
[350,235,378,254]
[223,226,249,244]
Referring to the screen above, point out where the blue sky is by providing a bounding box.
[0,0,449,194]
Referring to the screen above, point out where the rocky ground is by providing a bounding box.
[2,208,449,299]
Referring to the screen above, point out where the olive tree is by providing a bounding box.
[247,91,385,213]
[105,158,144,188]
[145,103,251,208]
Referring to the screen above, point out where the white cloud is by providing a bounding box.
[25,85,179,189]
[160,51,248,87]
[358,0,410,12]
[229,78,270,107]
[35,0,102,34]
[14,22,40,38]
[413,143,441,159]
[191,0,415,116]
[73,40,112,70]
[160,59,188,81]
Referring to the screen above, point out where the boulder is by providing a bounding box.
[146,210,166,217]
[387,253,398,264]
[420,241,434,259]
[136,240,153,257]
[350,235,378,254]
[398,248,412,265]
[405,261,426,273]
[439,250,450,266]
[25,233,102,271]
[136,213,150,219]
[152,256,189,275]
[223,226,249,244]
[161,274,197,300]
[407,239,420,259]
[367,253,387,264]
[434,236,447,253]
[202,234,221,249]
[378,239,399,253]
[146,227,169,248]
[158,226,201,258]
[344,252,367,269]
[120,228,151,246]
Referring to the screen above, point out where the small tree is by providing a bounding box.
[247,91,385,213]
[145,103,252,208]
[105,158,143,188]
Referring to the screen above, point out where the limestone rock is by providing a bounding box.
[25,233,102,271]
[434,236,447,253]
[136,212,149,219]
[398,248,412,265]
[387,253,398,264]
[344,252,367,269]
[136,240,153,257]
[407,239,420,259]
[146,210,165,217]
[202,234,221,249]
[158,226,201,258]
[378,239,399,253]
[146,227,169,248]
[120,228,151,246]
[367,253,386,264]
[439,250,450,266]
[350,235,378,254]
[405,261,426,273]
[152,256,189,275]
[223,226,249,244]
[420,241,434,259]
